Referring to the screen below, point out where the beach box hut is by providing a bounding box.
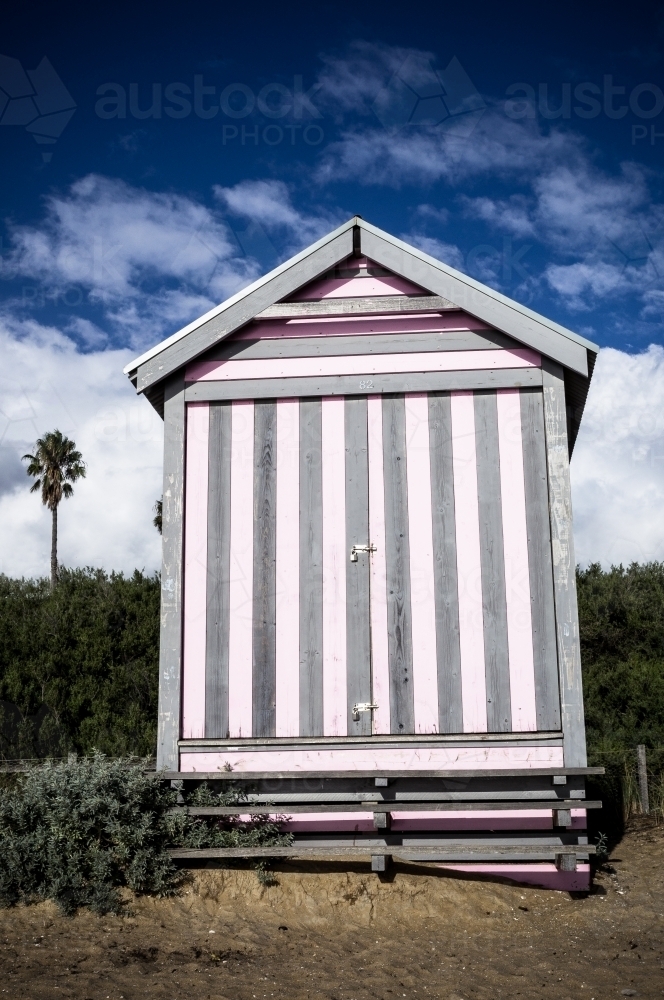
[125,217,601,887]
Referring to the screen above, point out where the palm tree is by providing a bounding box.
[153,497,162,534]
[23,431,86,588]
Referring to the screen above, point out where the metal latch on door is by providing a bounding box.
[350,543,376,562]
[352,702,378,721]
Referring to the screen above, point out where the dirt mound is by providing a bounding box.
[1,822,662,999]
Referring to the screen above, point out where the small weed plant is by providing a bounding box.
[0,754,290,914]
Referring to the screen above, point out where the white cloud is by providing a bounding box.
[0,317,162,578]
[572,346,664,567]
[214,178,344,252]
[401,232,465,271]
[3,175,260,351]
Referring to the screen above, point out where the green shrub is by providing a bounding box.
[0,568,160,759]
[0,754,291,914]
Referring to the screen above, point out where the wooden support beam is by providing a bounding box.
[181,799,600,816]
[156,767,604,781]
[168,844,595,860]
[157,374,186,771]
[255,295,458,319]
[542,359,587,768]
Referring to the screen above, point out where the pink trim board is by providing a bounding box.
[239,311,494,340]
[227,400,255,738]
[404,393,439,733]
[182,402,210,739]
[186,348,540,383]
[450,391,487,733]
[321,397,347,736]
[367,396,391,736]
[496,389,537,731]
[275,398,300,737]
[179,745,564,773]
[290,273,425,299]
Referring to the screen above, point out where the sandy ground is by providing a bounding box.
[1,820,663,1000]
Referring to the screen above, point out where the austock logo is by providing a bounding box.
[372,53,486,137]
[0,55,76,161]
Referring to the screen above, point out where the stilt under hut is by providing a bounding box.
[125,217,602,888]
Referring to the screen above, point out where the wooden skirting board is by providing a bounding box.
[168,844,595,860]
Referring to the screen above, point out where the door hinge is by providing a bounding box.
[352,702,378,721]
[350,543,376,562]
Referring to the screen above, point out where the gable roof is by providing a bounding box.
[124,216,599,450]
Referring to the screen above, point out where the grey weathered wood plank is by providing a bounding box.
[158,766,604,780]
[428,393,463,734]
[359,228,589,377]
[474,392,511,732]
[382,395,414,734]
[255,294,457,318]
[157,374,186,771]
[344,397,372,736]
[520,389,560,731]
[252,401,277,738]
[200,329,519,362]
[136,229,354,392]
[182,799,601,815]
[185,367,543,403]
[205,403,232,738]
[542,360,587,766]
[299,399,324,737]
[168,843,595,859]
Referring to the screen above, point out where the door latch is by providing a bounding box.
[350,543,376,562]
[352,702,378,721]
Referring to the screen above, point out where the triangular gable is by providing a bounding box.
[124,218,599,450]
[288,256,428,300]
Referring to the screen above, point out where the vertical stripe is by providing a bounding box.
[205,402,231,738]
[497,389,537,731]
[228,399,254,738]
[404,393,438,733]
[345,397,372,736]
[275,398,300,737]
[321,396,347,736]
[521,389,560,731]
[475,391,511,732]
[252,401,277,738]
[299,399,324,737]
[182,402,209,739]
[428,393,463,734]
[382,395,415,734]
[367,396,390,735]
[450,391,487,733]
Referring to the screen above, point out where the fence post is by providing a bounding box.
[637,745,650,815]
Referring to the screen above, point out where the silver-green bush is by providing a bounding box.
[0,754,290,914]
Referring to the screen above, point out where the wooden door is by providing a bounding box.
[181,388,561,741]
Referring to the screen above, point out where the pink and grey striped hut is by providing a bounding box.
[125,217,602,890]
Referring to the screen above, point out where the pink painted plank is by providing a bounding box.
[435,864,590,891]
[404,393,439,733]
[367,395,390,735]
[321,397,347,736]
[496,390,538,732]
[236,311,493,340]
[227,400,254,738]
[275,398,300,737]
[186,348,539,383]
[182,402,210,739]
[450,391,488,733]
[290,271,425,300]
[179,745,564,772]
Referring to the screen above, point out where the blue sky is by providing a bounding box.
[1,0,664,575]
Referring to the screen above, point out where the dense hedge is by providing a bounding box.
[578,562,664,751]
[0,562,663,759]
[0,569,160,759]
